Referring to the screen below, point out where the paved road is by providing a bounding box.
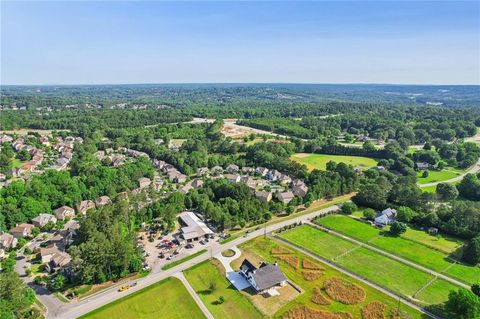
[49,204,340,319]
[309,222,470,289]
[172,272,214,319]
[274,236,442,319]
[418,158,480,188]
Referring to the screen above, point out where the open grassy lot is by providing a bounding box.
[416,169,461,184]
[79,277,205,319]
[317,215,379,242]
[316,215,479,285]
[235,236,423,319]
[290,153,377,171]
[280,225,358,260]
[184,259,263,319]
[318,214,463,254]
[279,225,457,306]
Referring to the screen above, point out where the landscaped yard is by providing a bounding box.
[79,277,205,319]
[290,153,377,171]
[315,215,479,285]
[233,236,423,319]
[279,225,459,306]
[184,259,263,319]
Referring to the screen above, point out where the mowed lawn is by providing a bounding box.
[416,169,461,184]
[279,225,457,305]
[280,225,358,259]
[237,236,423,319]
[316,215,479,285]
[184,260,263,319]
[290,153,377,171]
[79,277,205,319]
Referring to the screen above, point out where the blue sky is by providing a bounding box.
[1,1,479,85]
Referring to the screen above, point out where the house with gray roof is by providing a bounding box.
[240,259,287,294]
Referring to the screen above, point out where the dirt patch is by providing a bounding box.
[302,259,324,270]
[323,277,366,305]
[311,287,331,305]
[361,301,386,319]
[302,271,323,281]
[276,255,299,269]
[271,247,294,255]
[283,306,352,319]
[248,283,300,317]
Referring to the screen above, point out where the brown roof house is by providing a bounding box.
[76,200,95,215]
[277,191,295,204]
[95,195,112,208]
[10,223,34,238]
[54,206,75,221]
[138,177,151,189]
[0,233,18,250]
[255,190,272,203]
[32,214,57,228]
[293,184,309,197]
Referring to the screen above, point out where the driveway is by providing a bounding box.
[418,158,480,188]
[214,246,251,291]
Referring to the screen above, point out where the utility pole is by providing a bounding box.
[264,220,267,238]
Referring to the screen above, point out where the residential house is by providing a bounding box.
[76,200,95,215]
[211,165,224,175]
[138,177,151,189]
[191,179,204,189]
[32,214,57,228]
[40,244,62,263]
[279,174,292,185]
[10,223,34,238]
[179,184,193,194]
[0,173,6,181]
[0,233,17,250]
[240,259,287,294]
[0,135,13,143]
[45,251,72,273]
[292,184,308,197]
[277,191,295,204]
[255,190,272,203]
[266,169,282,181]
[174,173,187,184]
[225,164,240,173]
[374,208,397,226]
[242,167,254,174]
[0,249,5,260]
[414,162,433,171]
[95,196,112,208]
[153,178,164,191]
[241,176,257,190]
[255,167,269,177]
[54,206,75,221]
[196,167,210,177]
[225,174,241,184]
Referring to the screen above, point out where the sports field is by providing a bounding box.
[184,259,263,319]
[290,153,377,171]
[234,236,423,318]
[316,215,479,285]
[79,277,205,319]
[279,225,458,306]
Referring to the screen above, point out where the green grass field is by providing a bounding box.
[162,249,207,270]
[235,236,423,318]
[315,215,479,285]
[184,260,263,319]
[290,153,377,171]
[11,158,25,168]
[79,277,205,319]
[416,169,462,184]
[279,225,458,306]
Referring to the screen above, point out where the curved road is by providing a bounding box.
[418,158,480,188]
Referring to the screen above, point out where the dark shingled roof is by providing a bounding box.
[252,263,287,291]
[241,259,257,273]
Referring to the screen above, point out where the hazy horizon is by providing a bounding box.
[2,1,479,85]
